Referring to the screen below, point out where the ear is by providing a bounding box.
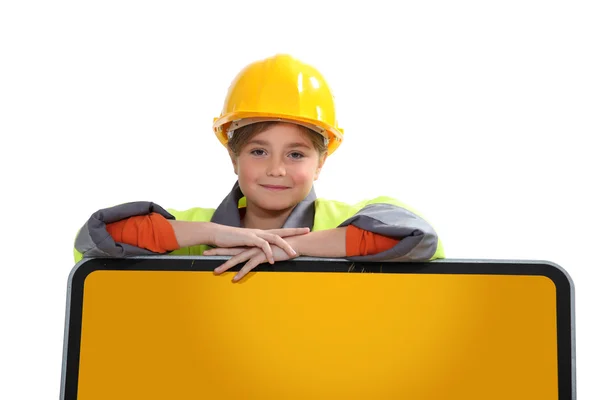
[228,149,239,175]
[313,153,328,181]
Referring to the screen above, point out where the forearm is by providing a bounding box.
[288,227,347,258]
[168,220,216,248]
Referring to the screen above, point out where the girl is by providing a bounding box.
[74,54,444,282]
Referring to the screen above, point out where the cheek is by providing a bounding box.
[289,165,317,185]
[236,158,259,181]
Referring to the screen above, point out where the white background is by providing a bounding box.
[1,0,598,398]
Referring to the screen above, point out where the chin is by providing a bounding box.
[254,197,299,212]
[259,201,296,212]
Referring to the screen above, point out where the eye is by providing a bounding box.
[289,152,305,159]
[250,149,266,156]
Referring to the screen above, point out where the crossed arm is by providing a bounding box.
[106,213,399,282]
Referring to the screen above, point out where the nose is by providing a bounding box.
[266,157,286,177]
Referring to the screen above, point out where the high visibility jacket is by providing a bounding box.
[74,182,444,263]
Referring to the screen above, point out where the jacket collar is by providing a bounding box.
[210,181,317,229]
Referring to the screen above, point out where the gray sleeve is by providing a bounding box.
[74,201,175,258]
[337,203,439,262]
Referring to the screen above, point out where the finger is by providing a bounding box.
[233,253,268,282]
[241,234,274,263]
[261,233,297,258]
[267,227,310,237]
[213,249,258,275]
[249,238,274,264]
[203,248,246,256]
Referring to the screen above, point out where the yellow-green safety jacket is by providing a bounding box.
[74,182,444,263]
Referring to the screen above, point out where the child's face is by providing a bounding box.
[232,123,326,213]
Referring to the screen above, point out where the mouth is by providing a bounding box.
[260,184,291,191]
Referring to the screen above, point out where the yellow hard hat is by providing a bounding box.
[213,54,344,155]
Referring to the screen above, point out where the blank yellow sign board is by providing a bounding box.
[60,258,574,399]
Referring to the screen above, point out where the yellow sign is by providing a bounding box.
[61,259,574,399]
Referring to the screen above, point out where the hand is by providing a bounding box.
[209,225,309,264]
[204,242,300,282]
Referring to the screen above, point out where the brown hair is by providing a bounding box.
[227,121,328,157]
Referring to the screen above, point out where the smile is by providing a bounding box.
[260,184,291,191]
